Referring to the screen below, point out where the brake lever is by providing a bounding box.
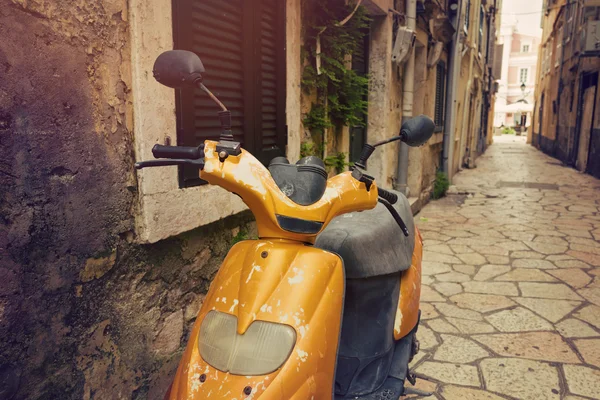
[379,198,410,237]
[135,158,205,170]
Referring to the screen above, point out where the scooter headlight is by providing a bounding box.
[198,311,297,376]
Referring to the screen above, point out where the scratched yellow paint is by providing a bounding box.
[394,228,423,340]
[201,140,379,244]
[167,241,344,399]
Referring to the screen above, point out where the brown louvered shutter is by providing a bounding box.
[258,0,287,164]
[492,44,503,79]
[434,61,446,129]
[173,0,286,187]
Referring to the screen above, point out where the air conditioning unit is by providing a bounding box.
[582,20,600,55]
[427,41,444,67]
[392,27,416,65]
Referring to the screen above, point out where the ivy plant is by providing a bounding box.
[324,152,351,174]
[301,0,371,144]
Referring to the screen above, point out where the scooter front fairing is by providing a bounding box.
[166,240,345,399]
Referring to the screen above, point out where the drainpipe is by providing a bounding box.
[396,0,417,196]
[443,0,464,180]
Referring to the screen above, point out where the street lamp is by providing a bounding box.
[518,82,527,135]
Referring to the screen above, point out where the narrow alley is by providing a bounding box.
[408,136,600,399]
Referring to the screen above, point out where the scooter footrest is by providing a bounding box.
[336,377,404,400]
[403,386,434,397]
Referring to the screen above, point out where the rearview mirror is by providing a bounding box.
[153,50,205,89]
[400,115,435,147]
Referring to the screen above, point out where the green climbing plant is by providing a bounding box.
[231,229,249,245]
[301,0,371,149]
[324,152,351,174]
[300,141,324,158]
[303,103,332,136]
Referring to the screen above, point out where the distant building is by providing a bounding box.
[494,22,541,129]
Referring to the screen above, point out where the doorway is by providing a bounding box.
[573,72,598,171]
[538,92,544,148]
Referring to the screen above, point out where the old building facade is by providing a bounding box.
[444,0,500,176]
[494,23,541,129]
[0,0,498,398]
[532,0,600,179]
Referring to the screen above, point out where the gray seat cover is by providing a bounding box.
[315,190,415,279]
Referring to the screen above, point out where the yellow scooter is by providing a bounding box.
[136,50,435,400]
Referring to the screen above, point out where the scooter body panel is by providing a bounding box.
[167,240,345,399]
[394,229,423,340]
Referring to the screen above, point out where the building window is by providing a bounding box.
[519,68,528,84]
[555,26,563,67]
[173,0,287,187]
[464,0,471,32]
[478,7,484,54]
[435,62,446,129]
[522,44,530,53]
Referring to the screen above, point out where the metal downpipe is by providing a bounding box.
[396,0,417,196]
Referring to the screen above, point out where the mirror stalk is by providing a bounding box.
[354,115,435,168]
[199,82,227,112]
[198,82,233,141]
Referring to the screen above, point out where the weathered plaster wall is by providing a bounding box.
[0,1,256,399]
[130,0,247,244]
[407,34,446,204]
[286,0,303,163]
[367,7,403,188]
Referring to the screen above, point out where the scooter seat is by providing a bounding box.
[315,190,415,279]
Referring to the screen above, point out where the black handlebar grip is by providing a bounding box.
[378,188,398,205]
[355,144,375,169]
[218,110,232,130]
[152,144,204,160]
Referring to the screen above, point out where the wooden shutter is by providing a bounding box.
[435,62,446,128]
[350,32,369,163]
[492,43,502,79]
[173,0,286,187]
[258,0,287,164]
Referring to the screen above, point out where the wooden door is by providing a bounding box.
[576,86,596,172]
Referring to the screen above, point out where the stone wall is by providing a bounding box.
[0,1,255,399]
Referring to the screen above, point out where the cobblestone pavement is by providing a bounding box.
[403,135,600,400]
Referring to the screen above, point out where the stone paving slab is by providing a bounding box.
[403,136,600,400]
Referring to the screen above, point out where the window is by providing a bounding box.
[173,0,287,187]
[519,68,529,84]
[541,46,547,75]
[350,32,370,163]
[522,44,530,53]
[555,27,563,68]
[435,62,446,129]
[464,0,471,32]
[478,7,484,54]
